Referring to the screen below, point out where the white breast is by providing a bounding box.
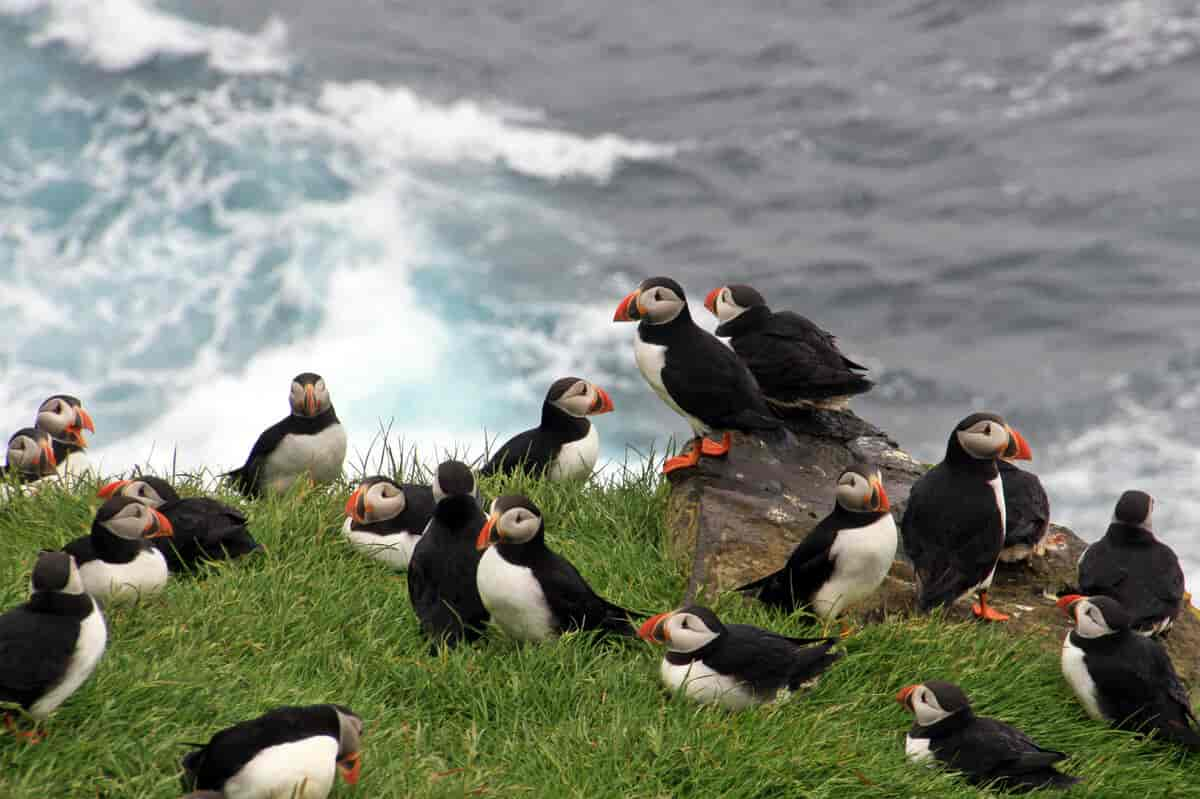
[79,549,169,605]
[812,513,899,619]
[29,600,107,720]
[341,517,419,571]
[633,337,709,436]
[1060,634,1105,721]
[261,424,348,495]
[970,475,1007,593]
[476,548,558,642]
[223,735,338,799]
[57,451,94,480]
[904,734,935,765]
[660,657,761,711]
[549,423,599,481]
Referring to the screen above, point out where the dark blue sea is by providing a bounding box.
[3,0,1199,583]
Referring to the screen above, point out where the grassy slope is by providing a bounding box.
[1,463,1197,798]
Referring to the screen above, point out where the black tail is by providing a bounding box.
[789,639,843,688]
[222,466,259,498]
[734,569,799,612]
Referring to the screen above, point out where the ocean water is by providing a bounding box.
[2,1,1199,585]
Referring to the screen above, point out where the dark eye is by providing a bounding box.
[138,486,147,497]
[654,290,661,301]
[680,619,688,629]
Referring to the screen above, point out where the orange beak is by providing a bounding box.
[77,407,95,433]
[64,407,94,447]
[613,290,641,322]
[345,488,367,522]
[703,287,721,316]
[896,684,917,708]
[871,477,890,512]
[304,384,318,417]
[590,387,615,415]
[97,480,131,499]
[1056,594,1084,619]
[144,509,174,539]
[638,612,670,643]
[338,751,361,785]
[1003,426,1032,461]
[476,513,498,551]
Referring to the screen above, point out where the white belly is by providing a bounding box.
[812,514,898,619]
[1060,635,1105,721]
[57,450,94,480]
[223,736,338,799]
[261,424,347,495]
[634,337,709,436]
[660,658,761,711]
[342,517,419,571]
[904,734,935,765]
[29,601,107,719]
[79,549,169,604]
[548,423,599,481]
[476,548,558,642]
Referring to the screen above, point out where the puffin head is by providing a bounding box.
[93,496,174,543]
[1112,489,1154,533]
[477,494,544,551]
[333,705,364,785]
[836,462,890,513]
[1057,594,1128,639]
[97,475,179,508]
[637,605,725,653]
[704,284,766,323]
[345,476,408,524]
[30,550,85,597]
[6,427,57,478]
[289,373,332,418]
[950,412,1031,462]
[613,277,689,326]
[432,460,478,504]
[544,376,614,418]
[35,394,95,448]
[895,680,970,727]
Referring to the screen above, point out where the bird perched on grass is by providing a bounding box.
[342,475,435,571]
[34,394,95,478]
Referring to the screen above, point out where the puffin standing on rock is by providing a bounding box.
[342,476,436,571]
[480,376,615,480]
[34,394,95,478]
[63,496,174,604]
[613,277,783,474]
[704,284,872,410]
[638,605,841,711]
[225,373,347,498]
[1077,490,1184,636]
[896,680,1081,791]
[901,412,1032,622]
[475,494,637,641]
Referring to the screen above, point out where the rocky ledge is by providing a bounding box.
[664,410,1200,691]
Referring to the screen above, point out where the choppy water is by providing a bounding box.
[3,0,1199,584]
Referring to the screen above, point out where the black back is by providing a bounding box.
[1078,523,1184,633]
[159,503,258,573]
[225,408,340,498]
[998,461,1050,551]
[481,404,590,478]
[350,483,436,537]
[0,571,94,710]
[406,495,490,648]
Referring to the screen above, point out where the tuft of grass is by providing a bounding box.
[1,457,1198,798]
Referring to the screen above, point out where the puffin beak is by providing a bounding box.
[345,488,368,522]
[896,685,917,709]
[870,478,890,512]
[40,439,57,469]
[144,509,174,539]
[703,287,721,316]
[476,513,499,551]
[1056,594,1084,619]
[304,384,318,417]
[637,612,670,643]
[77,407,96,433]
[590,387,615,415]
[97,480,131,499]
[1003,426,1032,461]
[338,751,362,785]
[613,290,641,322]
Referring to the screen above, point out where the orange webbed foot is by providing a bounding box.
[700,432,732,457]
[662,439,702,474]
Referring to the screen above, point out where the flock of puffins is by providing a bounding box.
[1,276,1195,797]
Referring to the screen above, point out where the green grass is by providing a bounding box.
[1,458,1198,798]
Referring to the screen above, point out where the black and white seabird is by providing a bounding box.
[182,704,363,799]
[480,377,615,480]
[638,605,841,711]
[0,552,106,742]
[613,277,783,475]
[1077,490,1185,636]
[98,476,260,573]
[4,427,58,496]
[896,680,1080,791]
[1058,594,1200,749]
[342,476,436,571]
[736,463,896,619]
[225,373,347,498]
[901,412,1032,622]
[34,394,95,479]
[474,494,636,641]
[997,457,1051,563]
[63,496,174,604]
[406,461,490,648]
[704,284,872,411]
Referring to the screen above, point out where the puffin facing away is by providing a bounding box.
[737,463,896,619]
[34,394,95,479]
[997,457,1051,563]
[4,427,58,488]
[613,277,783,474]
[897,680,1080,791]
[182,704,363,799]
[63,497,174,605]
[225,373,347,498]
[0,552,107,741]
[98,476,260,572]
[342,476,436,571]
[475,494,636,641]
[1077,490,1184,636]
[480,376,615,480]
[1058,594,1200,749]
[638,605,841,711]
[704,284,872,411]
[901,412,1032,622]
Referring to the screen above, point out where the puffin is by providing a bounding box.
[1058,594,1200,749]
[1077,490,1184,636]
[225,373,347,498]
[4,427,58,491]
[0,551,107,742]
[704,284,872,411]
[406,461,490,648]
[480,376,615,480]
[736,463,897,619]
[637,605,841,711]
[34,394,95,478]
[896,680,1080,791]
[63,496,174,605]
[342,476,436,571]
[997,456,1051,563]
[182,704,363,799]
[97,476,260,573]
[613,277,783,475]
[901,412,1032,622]
[474,494,637,641]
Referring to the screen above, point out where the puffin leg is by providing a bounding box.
[700,432,732,457]
[972,590,1010,622]
[3,714,44,744]
[662,439,703,474]
[838,621,855,638]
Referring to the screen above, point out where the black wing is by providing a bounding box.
[658,332,781,432]
[224,416,291,498]
[736,517,838,612]
[766,311,868,370]
[1077,539,1124,595]
[0,606,75,708]
[998,463,1050,549]
[480,429,558,478]
[183,706,337,790]
[733,313,872,401]
[1145,639,1200,747]
[155,498,259,572]
[719,625,841,696]
[940,717,1078,790]
[61,535,98,565]
[536,551,636,636]
[407,522,489,648]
